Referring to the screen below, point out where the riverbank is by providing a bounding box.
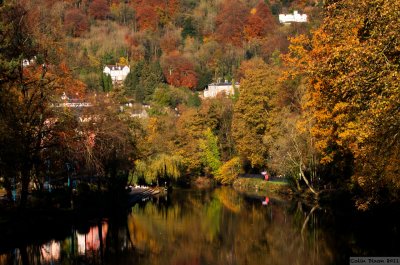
[232,178,292,199]
[128,186,166,204]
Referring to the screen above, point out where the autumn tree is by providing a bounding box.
[173,95,235,178]
[285,0,400,209]
[244,1,277,41]
[161,52,198,89]
[125,30,161,61]
[110,2,135,25]
[160,28,182,55]
[215,0,248,47]
[192,0,219,36]
[152,86,200,108]
[232,60,278,171]
[173,107,205,176]
[0,2,86,207]
[131,0,179,31]
[196,40,224,80]
[216,157,242,185]
[67,94,137,187]
[64,8,89,37]
[89,0,110,20]
[200,96,235,161]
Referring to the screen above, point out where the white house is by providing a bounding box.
[279,11,307,24]
[22,57,36,67]
[203,82,239,98]
[103,65,130,84]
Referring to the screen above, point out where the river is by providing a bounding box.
[0,187,399,265]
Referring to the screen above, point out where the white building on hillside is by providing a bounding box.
[103,65,130,84]
[279,11,307,24]
[203,82,239,98]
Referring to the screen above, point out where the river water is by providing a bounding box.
[0,187,399,265]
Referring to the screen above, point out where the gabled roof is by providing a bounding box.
[104,65,129,70]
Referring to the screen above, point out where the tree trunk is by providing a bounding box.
[2,175,13,201]
[299,163,318,196]
[19,168,31,208]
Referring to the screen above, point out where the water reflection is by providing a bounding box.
[40,241,60,263]
[124,189,333,265]
[262,197,270,206]
[0,187,398,265]
[0,221,109,265]
[77,222,108,255]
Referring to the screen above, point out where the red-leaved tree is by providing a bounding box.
[89,0,110,20]
[215,0,248,47]
[64,8,89,37]
[161,52,198,89]
[131,0,178,31]
[244,1,277,41]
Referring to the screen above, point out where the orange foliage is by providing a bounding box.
[235,57,265,81]
[244,1,277,41]
[285,0,400,208]
[162,53,198,89]
[124,32,148,61]
[131,0,178,31]
[89,0,110,20]
[64,8,89,37]
[215,0,248,47]
[160,29,181,54]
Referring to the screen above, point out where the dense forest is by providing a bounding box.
[0,0,399,210]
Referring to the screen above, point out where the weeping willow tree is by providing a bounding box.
[133,154,183,185]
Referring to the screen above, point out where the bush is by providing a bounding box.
[216,157,242,185]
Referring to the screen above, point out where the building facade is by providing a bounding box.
[103,65,130,84]
[203,82,239,98]
[279,11,307,23]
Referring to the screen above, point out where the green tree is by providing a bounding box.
[124,61,145,101]
[140,61,164,101]
[124,61,164,103]
[101,73,113,92]
[195,66,213,90]
[134,154,183,186]
[199,128,222,176]
[201,97,235,161]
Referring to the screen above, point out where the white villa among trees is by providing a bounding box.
[279,11,307,23]
[203,82,239,98]
[103,65,130,84]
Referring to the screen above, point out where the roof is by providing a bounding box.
[209,82,240,86]
[104,65,129,70]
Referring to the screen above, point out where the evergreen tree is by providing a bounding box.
[124,61,144,101]
[101,73,113,92]
[140,61,164,102]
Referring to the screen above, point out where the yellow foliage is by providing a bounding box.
[118,57,128,65]
[216,157,242,185]
[285,0,400,208]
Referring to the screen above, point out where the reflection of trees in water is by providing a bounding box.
[0,189,334,265]
[125,188,333,265]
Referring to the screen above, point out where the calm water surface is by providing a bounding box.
[0,187,399,265]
